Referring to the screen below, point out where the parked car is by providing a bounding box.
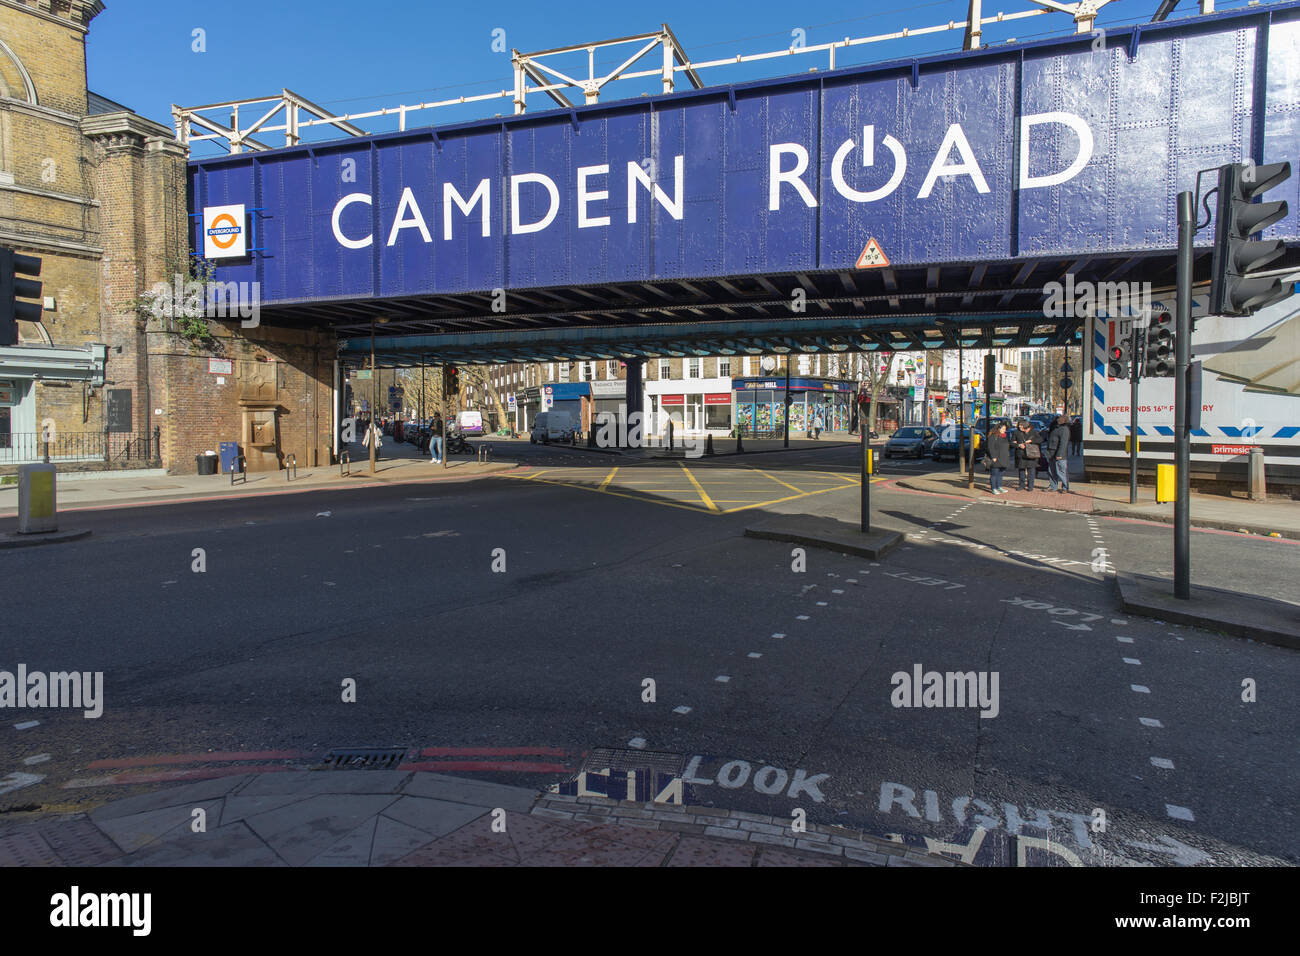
[882,425,938,458]
[930,425,985,461]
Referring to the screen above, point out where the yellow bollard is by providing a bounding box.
[1125,435,1140,454]
[1156,463,1175,502]
[866,449,874,475]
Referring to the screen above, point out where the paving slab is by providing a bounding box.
[744,516,903,560]
[88,774,253,822]
[399,771,539,811]
[219,792,313,826]
[237,769,411,797]
[1116,571,1300,649]
[97,798,224,854]
[379,795,491,839]
[244,793,401,867]
[103,821,286,867]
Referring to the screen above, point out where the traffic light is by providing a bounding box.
[1107,337,1130,379]
[1210,161,1291,316]
[0,247,43,347]
[1142,311,1175,377]
[444,365,460,393]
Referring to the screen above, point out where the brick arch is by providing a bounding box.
[0,37,38,104]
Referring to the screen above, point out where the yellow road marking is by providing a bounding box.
[719,483,858,514]
[740,464,804,494]
[521,470,551,480]
[678,461,718,511]
[597,467,620,491]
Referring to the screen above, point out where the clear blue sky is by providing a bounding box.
[86,0,1258,154]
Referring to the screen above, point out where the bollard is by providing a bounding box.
[17,463,57,534]
[706,434,714,456]
[286,453,297,481]
[1249,446,1266,501]
[340,450,351,477]
[736,430,743,454]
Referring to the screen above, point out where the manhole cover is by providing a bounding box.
[319,747,406,770]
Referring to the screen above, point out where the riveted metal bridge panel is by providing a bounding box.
[188,3,1300,316]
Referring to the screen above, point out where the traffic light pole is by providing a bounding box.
[1174,190,1194,600]
[1129,323,1140,505]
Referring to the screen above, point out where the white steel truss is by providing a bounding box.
[176,1,1180,154]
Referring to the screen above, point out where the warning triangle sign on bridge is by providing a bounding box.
[855,237,890,269]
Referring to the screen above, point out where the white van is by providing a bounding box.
[531,410,576,444]
[457,410,484,435]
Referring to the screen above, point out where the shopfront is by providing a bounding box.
[732,377,855,436]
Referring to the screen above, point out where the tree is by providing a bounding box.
[463,366,512,431]
[854,350,896,436]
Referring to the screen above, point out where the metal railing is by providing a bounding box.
[0,428,161,466]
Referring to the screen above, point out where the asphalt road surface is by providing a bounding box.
[1,443,1296,867]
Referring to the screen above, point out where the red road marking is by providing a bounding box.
[417,746,567,758]
[64,765,296,788]
[87,750,309,770]
[400,761,573,774]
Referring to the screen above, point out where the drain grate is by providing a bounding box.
[581,747,685,776]
[320,747,407,770]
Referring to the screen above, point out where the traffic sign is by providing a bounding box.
[854,237,890,269]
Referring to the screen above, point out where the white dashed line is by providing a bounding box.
[1165,804,1195,822]
[1139,717,1164,728]
[1131,684,1151,694]
[715,675,731,683]
[846,578,857,584]
[816,601,828,606]
[1112,618,1128,625]
[628,737,647,749]
[22,754,51,765]
[673,705,692,715]
[832,589,844,594]
[1150,757,1174,769]
[771,633,785,639]
[1123,658,1141,665]
[747,652,762,659]
[1116,636,1134,644]
[13,721,39,730]
[796,615,810,621]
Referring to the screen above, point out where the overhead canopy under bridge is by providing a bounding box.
[191,2,1300,366]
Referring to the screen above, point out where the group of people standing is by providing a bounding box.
[982,415,1074,495]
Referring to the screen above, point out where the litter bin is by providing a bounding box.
[218,441,241,474]
[195,452,219,475]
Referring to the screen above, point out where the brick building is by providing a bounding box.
[0,0,336,474]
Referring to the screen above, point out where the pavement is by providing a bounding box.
[894,466,1300,540]
[0,769,953,867]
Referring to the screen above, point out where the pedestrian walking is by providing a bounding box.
[813,408,824,440]
[429,413,443,463]
[985,423,1012,494]
[362,420,383,461]
[1011,419,1042,490]
[849,404,859,436]
[1045,413,1072,493]
[1070,415,1083,457]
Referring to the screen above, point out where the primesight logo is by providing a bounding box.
[891,664,999,718]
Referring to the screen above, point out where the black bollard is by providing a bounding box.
[706,434,714,456]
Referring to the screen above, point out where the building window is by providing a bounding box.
[687,358,701,379]
[559,362,570,379]
[606,360,618,378]
[718,357,731,377]
[742,356,752,376]
[659,359,672,380]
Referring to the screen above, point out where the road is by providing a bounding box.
[1,442,1296,867]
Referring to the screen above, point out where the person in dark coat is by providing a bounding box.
[985,423,1012,494]
[1010,419,1043,490]
[1069,416,1083,456]
[1044,414,1072,493]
